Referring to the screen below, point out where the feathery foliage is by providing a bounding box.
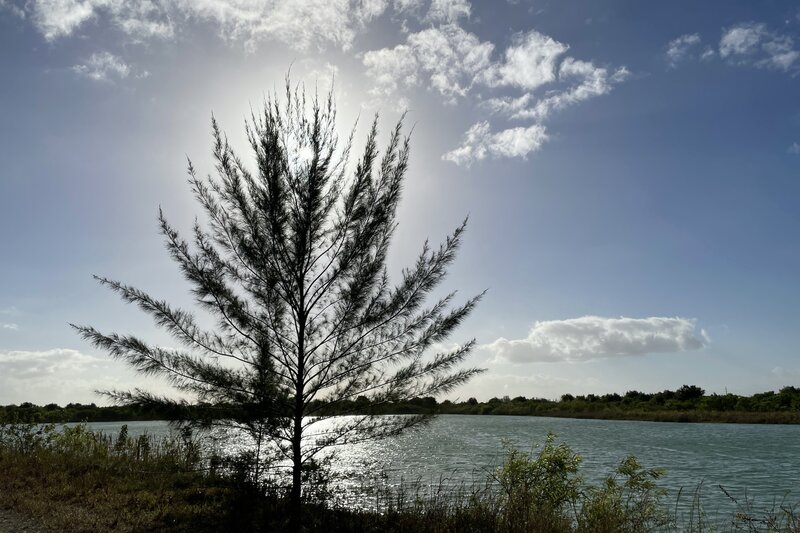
[73,82,484,516]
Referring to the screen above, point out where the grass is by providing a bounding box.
[0,423,248,531]
[0,422,798,532]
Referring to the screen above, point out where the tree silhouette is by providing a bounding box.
[73,84,484,523]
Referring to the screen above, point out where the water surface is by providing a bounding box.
[85,415,800,519]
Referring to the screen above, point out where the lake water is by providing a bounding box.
[85,415,800,520]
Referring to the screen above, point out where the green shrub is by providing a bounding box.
[495,433,582,532]
[578,456,669,532]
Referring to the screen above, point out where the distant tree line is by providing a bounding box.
[440,385,800,417]
[4,385,800,424]
[0,402,159,423]
[309,384,800,422]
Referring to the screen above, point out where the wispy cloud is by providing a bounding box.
[364,24,628,165]
[484,58,630,123]
[29,0,104,41]
[0,0,25,19]
[481,316,709,364]
[665,23,799,74]
[171,0,385,52]
[455,372,603,401]
[112,0,174,41]
[0,306,20,331]
[0,348,108,380]
[363,23,494,104]
[788,141,800,154]
[26,0,174,42]
[665,33,702,67]
[425,0,470,23]
[443,121,548,166]
[23,0,392,52]
[0,348,133,404]
[480,30,567,91]
[71,51,136,82]
[719,22,800,72]
[15,1,627,163]
[772,366,800,380]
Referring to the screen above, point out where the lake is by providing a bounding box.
[85,415,800,520]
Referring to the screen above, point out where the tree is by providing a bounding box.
[675,385,705,402]
[73,84,484,523]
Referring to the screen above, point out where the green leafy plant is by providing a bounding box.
[578,455,669,532]
[494,433,583,532]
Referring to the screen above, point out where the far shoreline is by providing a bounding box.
[4,384,800,426]
[17,409,800,426]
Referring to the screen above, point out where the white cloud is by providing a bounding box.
[453,372,602,402]
[443,121,548,165]
[719,22,800,72]
[425,0,469,23]
[665,33,701,67]
[305,61,340,90]
[482,30,568,90]
[22,0,627,164]
[24,0,392,51]
[666,24,800,73]
[1,323,18,330]
[772,366,800,380]
[392,0,423,17]
[29,0,99,40]
[365,24,628,165]
[526,59,628,121]
[113,0,174,40]
[71,51,132,81]
[363,44,420,98]
[0,348,109,380]
[0,0,26,18]
[28,0,173,41]
[482,316,708,364]
[720,23,767,57]
[481,93,531,118]
[483,60,628,122]
[25,0,171,41]
[364,23,493,103]
[409,24,494,100]
[0,348,148,405]
[789,142,800,154]
[172,0,379,52]
[700,46,716,61]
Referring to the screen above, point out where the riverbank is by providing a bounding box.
[441,408,800,424]
[0,423,670,532]
[2,422,798,532]
[3,407,799,425]
[4,388,800,426]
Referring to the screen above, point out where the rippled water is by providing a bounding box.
[85,415,800,519]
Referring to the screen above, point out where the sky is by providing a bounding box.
[1,0,800,405]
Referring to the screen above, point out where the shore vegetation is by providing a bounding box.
[1,422,797,532]
[4,385,799,425]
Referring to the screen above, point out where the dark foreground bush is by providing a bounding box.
[0,423,797,532]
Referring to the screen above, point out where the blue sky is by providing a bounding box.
[1,0,799,404]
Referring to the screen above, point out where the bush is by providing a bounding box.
[578,456,669,532]
[495,433,582,532]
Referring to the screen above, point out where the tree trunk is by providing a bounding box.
[291,311,306,531]
[290,413,303,531]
